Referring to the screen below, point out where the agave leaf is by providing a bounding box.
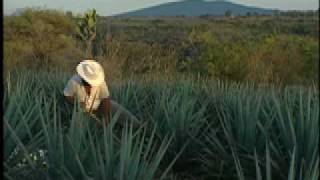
[254,149,262,180]
[4,118,36,170]
[288,147,297,180]
[266,141,272,180]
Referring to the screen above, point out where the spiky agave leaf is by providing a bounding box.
[4,85,46,178]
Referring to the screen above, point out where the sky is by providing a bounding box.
[4,0,319,16]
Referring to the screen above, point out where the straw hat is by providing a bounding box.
[76,60,105,86]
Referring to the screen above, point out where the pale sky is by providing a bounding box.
[4,0,319,16]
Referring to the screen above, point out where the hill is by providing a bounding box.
[116,0,276,17]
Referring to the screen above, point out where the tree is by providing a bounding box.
[66,11,73,18]
[225,9,232,17]
[4,9,81,70]
[75,9,97,58]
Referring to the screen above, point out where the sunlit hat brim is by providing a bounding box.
[76,60,105,86]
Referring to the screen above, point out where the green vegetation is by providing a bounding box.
[4,9,84,72]
[75,9,97,58]
[96,15,318,85]
[3,8,319,180]
[4,71,319,179]
[4,8,319,85]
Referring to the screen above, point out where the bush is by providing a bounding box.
[97,40,179,78]
[182,28,319,85]
[247,34,319,85]
[4,8,84,71]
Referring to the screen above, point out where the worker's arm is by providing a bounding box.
[99,81,111,126]
[102,98,111,126]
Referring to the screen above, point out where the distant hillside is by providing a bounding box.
[116,0,276,17]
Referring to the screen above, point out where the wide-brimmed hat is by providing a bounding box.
[76,60,105,86]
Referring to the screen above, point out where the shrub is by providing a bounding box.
[4,8,84,71]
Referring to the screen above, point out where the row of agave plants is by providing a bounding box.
[4,70,319,180]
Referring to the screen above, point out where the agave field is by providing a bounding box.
[3,71,319,180]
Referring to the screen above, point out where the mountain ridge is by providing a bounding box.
[115,0,276,17]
